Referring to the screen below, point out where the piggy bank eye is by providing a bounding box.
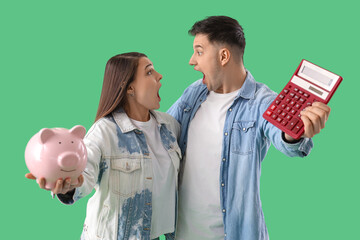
[71,141,74,144]
[59,142,62,144]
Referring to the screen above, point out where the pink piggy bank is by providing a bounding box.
[25,125,87,190]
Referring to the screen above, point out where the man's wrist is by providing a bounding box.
[282,132,302,144]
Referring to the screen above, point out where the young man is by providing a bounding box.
[168,16,330,240]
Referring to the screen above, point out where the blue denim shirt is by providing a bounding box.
[58,109,181,240]
[167,70,313,240]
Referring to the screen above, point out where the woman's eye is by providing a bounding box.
[147,70,152,75]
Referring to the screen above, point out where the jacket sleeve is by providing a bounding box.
[167,94,185,125]
[57,121,103,204]
[260,97,314,158]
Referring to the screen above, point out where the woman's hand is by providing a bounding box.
[25,173,84,195]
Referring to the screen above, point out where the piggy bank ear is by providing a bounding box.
[70,125,86,139]
[39,128,55,144]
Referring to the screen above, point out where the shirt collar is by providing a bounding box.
[112,108,168,133]
[235,70,256,100]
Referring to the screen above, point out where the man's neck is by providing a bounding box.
[215,63,247,94]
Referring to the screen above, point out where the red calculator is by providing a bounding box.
[263,59,342,139]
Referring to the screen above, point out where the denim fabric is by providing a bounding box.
[168,70,313,240]
[61,109,181,240]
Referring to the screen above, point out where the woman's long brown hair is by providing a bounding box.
[94,52,147,122]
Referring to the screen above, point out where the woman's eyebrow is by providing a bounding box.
[145,63,153,70]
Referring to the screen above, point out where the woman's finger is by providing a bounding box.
[39,178,47,189]
[25,173,36,180]
[52,179,63,194]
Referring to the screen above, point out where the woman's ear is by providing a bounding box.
[219,48,231,66]
[127,85,135,97]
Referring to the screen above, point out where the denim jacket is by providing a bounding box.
[167,70,314,240]
[59,109,181,240]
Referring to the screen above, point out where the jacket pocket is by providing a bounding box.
[110,158,142,197]
[230,121,256,155]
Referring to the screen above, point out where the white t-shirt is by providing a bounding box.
[176,89,239,240]
[131,115,176,239]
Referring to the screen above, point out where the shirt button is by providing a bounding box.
[222,158,226,162]
[242,128,246,131]
[221,183,225,187]
[229,108,232,112]
[222,209,226,213]
[224,132,228,136]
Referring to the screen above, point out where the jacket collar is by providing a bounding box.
[235,70,256,100]
[112,108,168,133]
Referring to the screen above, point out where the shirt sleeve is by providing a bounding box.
[167,95,184,124]
[57,121,103,205]
[261,100,314,157]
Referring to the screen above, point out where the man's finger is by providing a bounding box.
[304,107,327,129]
[301,115,314,138]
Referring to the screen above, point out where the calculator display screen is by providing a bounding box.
[301,65,333,87]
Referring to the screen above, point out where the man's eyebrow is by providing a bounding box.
[145,63,153,69]
[194,45,203,49]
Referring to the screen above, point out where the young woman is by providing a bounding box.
[26,52,181,240]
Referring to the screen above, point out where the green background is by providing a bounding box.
[1,0,358,239]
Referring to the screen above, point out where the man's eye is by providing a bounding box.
[197,52,203,56]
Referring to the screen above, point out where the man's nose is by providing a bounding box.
[189,54,196,65]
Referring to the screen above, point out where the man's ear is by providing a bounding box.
[219,48,231,66]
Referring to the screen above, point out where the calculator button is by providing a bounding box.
[279,94,285,99]
[287,118,299,130]
[294,88,299,92]
[265,110,272,116]
[306,102,312,106]
[294,95,300,101]
[271,114,277,119]
[270,105,276,110]
[285,98,291,103]
[289,93,295,98]
[286,115,292,121]
[276,117,282,122]
[293,121,304,134]
[303,93,309,98]
[293,125,301,134]
[280,112,287,118]
[290,100,296,106]
[285,106,291,112]
[275,99,281,105]
[295,104,301,109]
[290,109,297,115]
[276,109,282,114]
[281,120,288,126]
[284,89,289,94]
[299,98,305,104]
[281,104,287,109]
[298,90,303,95]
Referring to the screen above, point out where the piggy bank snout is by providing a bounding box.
[58,152,80,170]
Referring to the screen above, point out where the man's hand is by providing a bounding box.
[25,173,84,195]
[284,101,331,141]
